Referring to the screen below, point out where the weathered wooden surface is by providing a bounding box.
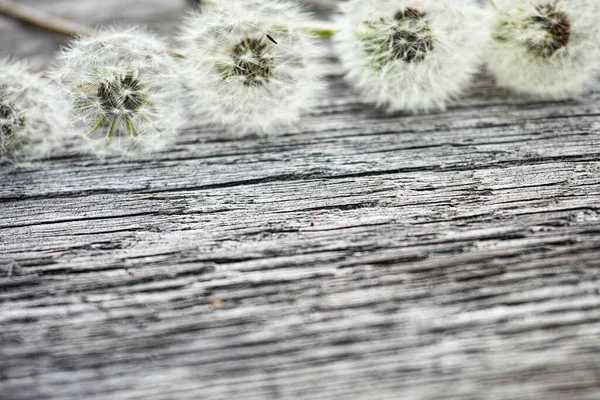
[1,1,600,399]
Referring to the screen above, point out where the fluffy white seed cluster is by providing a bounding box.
[484,0,600,98]
[178,0,325,135]
[0,59,71,163]
[335,0,487,113]
[52,28,185,157]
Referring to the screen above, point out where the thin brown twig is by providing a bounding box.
[0,0,334,60]
[0,1,190,57]
[0,0,90,37]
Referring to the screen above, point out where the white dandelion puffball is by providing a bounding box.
[52,28,184,156]
[0,59,70,163]
[178,0,325,135]
[484,0,600,98]
[335,0,487,113]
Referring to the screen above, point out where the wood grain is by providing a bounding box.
[1,1,599,399]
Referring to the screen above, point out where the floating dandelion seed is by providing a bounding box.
[485,0,600,98]
[52,27,185,156]
[0,59,70,164]
[335,0,487,113]
[178,0,325,135]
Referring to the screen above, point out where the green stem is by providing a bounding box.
[106,117,118,146]
[77,103,96,113]
[0,0,338,64]
[125,117,138,137]
[199,0,338,39]
[302,25,338,39]
[86,114,106,136]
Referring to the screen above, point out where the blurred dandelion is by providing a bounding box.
[52,28,185,157]
[178,0,325,135]
[334,0,487,112]
[0,59,71,163]
[484,0,600,98]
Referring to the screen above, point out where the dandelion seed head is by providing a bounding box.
[485,0,600,98]
[225,37,274,87]
[335,0,487,113]
[178,0,325,135]
[388,8,434,63]
[52,27,185,157]
[0,59,71,164]
[0,102,25,137]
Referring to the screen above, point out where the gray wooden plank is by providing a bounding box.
[1,1,599,399]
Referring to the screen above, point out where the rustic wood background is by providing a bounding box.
[1,1,600,399]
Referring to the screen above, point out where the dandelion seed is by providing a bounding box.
[335,0,487,113]
[178,0,325,135]
[484,0,600,98]
[0,59,70,164]
[52,27,185,157]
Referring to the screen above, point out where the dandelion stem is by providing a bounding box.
[86,114,107,136]
[77,103,96,113]
[0,0,90,37]
[106,117,118,146]
[0,0,188,57]
[302,24,338,39]
[198,0,338,38]
[0,0,339,43]
[125,117,138,137]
